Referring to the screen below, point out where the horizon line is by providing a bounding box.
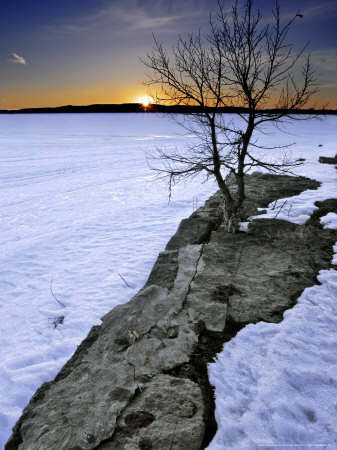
[1,103,336,114]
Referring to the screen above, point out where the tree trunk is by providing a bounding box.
[235,172,245,209]
[235,113,255,211]
[209,116,238,230]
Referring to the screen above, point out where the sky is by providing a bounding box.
[0,0,336,110]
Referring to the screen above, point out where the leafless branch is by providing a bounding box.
[142,0,317,229]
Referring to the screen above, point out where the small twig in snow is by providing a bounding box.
[273,200,288,219]
[50,280,66,308]
[48,315,65,329]
[117,272,131,288]
[287,203,293,217]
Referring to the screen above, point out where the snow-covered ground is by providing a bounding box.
[0,113,336,448]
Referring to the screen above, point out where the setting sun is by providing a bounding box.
[138,96,152,107]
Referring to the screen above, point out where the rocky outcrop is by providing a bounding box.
[319,154,337,165]
[6,174,337,450]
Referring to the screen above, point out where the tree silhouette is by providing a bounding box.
[143,0,317,230]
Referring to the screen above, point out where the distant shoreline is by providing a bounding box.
[0,103,336,115]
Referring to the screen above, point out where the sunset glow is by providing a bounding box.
[0,0,336,110]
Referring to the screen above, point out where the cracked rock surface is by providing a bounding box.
[6,174,337,450]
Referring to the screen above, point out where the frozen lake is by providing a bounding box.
[0,113,336,447]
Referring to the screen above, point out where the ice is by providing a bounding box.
[0,113,336,447]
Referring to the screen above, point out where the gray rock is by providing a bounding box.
[319,154,337,165]
[98,374,205,450]
[165,194,222,250]
[193,217,335,324]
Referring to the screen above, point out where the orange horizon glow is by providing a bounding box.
[0,87,335,111]
[0,78,153,110]
[1,90,158,111]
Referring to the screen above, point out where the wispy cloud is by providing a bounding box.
[301,0,337,21]
[9,53,27,65]
[310,49,337,72]
[46,0,204,35]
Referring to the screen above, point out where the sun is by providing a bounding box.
[138,96,152,108]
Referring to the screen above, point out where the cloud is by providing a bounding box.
[9,53,27,65]
[310,49,337,71]
[320,83,337,89]
[46,0,204,35]
[302,0,337,21]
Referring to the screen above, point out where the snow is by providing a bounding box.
[0,113,336,448]
[207,116,337,450]
[321,213,337,230]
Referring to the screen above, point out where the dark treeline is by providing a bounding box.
[0,103,336,115]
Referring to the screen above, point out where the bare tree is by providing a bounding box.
[143,0,317,230]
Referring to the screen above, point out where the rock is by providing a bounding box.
[166,173,320,249]
[98,375,205,449]
[165,193,222,250]
[6,173,336,450]
[319,154,337,164]
[306,199,337,227]
[196,217,335,324]
[144,249,179,290]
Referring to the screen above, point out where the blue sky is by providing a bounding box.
[1,0,336,109]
